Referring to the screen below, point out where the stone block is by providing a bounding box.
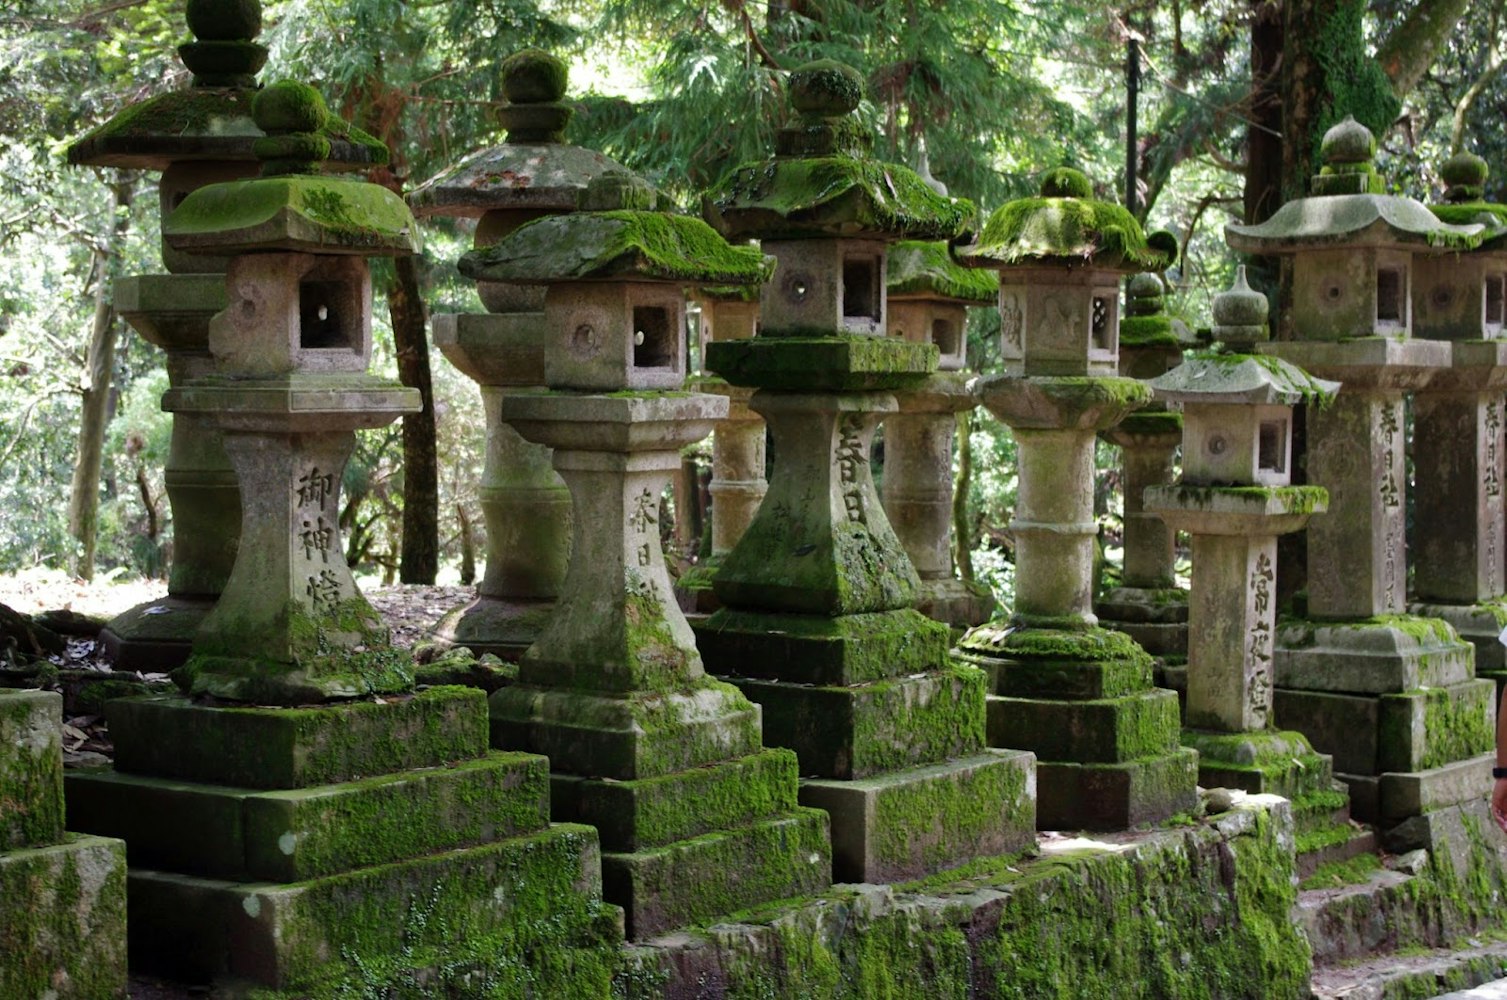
[552,747,799,852]
[915,577,996,629]
[1182,728,1335,800]
[109,687,488,790]
[0,834,127,1000]
[126,824,608,990]
[696,607,950,684]
[1034,748,1200,831]
[1337,772,1381,823]
[1104,620,1188,658]
[1378,752,1494,820]
[1274,617,1473,695]
[1376,680,1495,773]
[798,749,1036,884]
[1410,600,1507,675]
[987,688,1183,764]
[490,681,762,781]
[706,334,936,392]
[0,689,63,850]
[1274,688,1379,775]
[972,655,1153,700]
[601,808,831,941]
[729,666,986,780]
[67,752,551,881]
[1094,587,1190,624]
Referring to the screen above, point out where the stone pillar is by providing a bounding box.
[696,62,1034,882]
[64,82,616,994]
[1228,117,1494,839]
[952,167,1199,831]
[466,177,831,940]
[0,690,127,999]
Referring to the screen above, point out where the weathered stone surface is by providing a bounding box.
[987,688,1183,764]
[109,687,488,790]
[1378,752,1494,819]
[694,607,949,685]
[0,689,63,851]
[1033,748,1200,830]
[706,335,937,392]
[1275,617,1475,694]
[1375,680,1496,773]
[798,749,1035,883]
[1182,728,1335,800]
[0,834,128,1000]
[1413,386,1507,604]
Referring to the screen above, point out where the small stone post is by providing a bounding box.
[1229,117,1497,837]
[466,173,831,940]
[695,62,1036,882]
[409,51,631,658]
[881,240,999,627]
[1143,272,1370,873]
[1095,272,1196,661]
[0,690,126,999]
[63,84,617,993]
[65,0,384,669]
[1411,152,1507,686]
[952,167,1199,831]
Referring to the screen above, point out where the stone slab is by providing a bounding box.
[602,808,832,941]
[1094,586,1190,624]
[490,681,763,782]
[1034,748,1200,830]
[695,607,950,685]
[1275,688,1381,775]
[1376,680,1496,774]
[705,335,937,392]
[1181,728,1335,800]
[551,747,800,852]
[0,689,63,850]
[66,751,550,881]
[1411,601,1507,675]
[797,749,1036,884]
[971,654,1154,701]
[0,833,127,1000]
[1100,620,1189,658]
[428,595,554,662]
[1274,618,1474,695]
[915,577,997,629]
[986,688,1183,764]
[126,823,609,990]
[729,666,986,780]
[110,687,489,790]
[97,595,215,672]
[1379,752,1494,820]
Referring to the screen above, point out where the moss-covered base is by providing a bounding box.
[987,689,1184,764]
[97,594,215,672]
[0,833,127,1000]
[603,808,831,941]
[798,749,1035,883]
[109,687,488,790]
[1034,749,1200,830]
[729,665,986,780]
[705,335,937,392]
[695,607,950,685]
[619,799,1308,999]
[1181,728,1335,800]
[914,577,997,629]
[1409,598,1507,675]
[488,679,762,782]
[427,595,556,663]
[64,751,550,882]
[126,823,617,993]
[0,689,64,850]
[1275,615,1475,695]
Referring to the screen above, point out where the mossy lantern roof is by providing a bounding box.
[163,82,416,257]
[1426,154,1507,249]
[1148,354,1339,408]
[67,0,386,172]
[953,167,1172,273]
[1227,118,1480,254]
[460,196,773,287]
[703,61,972,242]
[408,50,632,219]
[887,241,998,304]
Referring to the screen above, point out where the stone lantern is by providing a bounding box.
[1095,271,1198,663]
[695,61,1035,883]
[63,84,615,992]
[65,0,386,670]
[1228,117,1496,835]
[1143,273,1363,871]
[881,239,999,627]
[1410,152,1507,683]
[408,50,632,659]
[953,167,1199,831]
[462,175,831,940]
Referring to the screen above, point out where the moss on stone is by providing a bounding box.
[186,0,263,40]
[707,156,972,242]
[961,192,1171,271]
[887,240,997,303]
[958,623,1155,667]
[788,60,865,116]
[1299,852,1380,890]
[166,173,415,254]
[705,334,937,391]
[501,49,568,103]
[1114,409,1183,437]
[0,691,64,851]
[1119,314,1180,346]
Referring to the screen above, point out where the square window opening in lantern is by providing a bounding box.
[633,305,674,368]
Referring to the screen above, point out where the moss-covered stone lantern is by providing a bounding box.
[1228,116,1495,834]
[63,82,618,994]
[1143,275,1361,870]
[1095,271,1198,661]
[64,0,387,671]
[881,239,999,627]
[695,61,1035,883]
[1410,153,1507,682]
[408,49,632,659]
[461,175,831,940]
[953,167,1200,831]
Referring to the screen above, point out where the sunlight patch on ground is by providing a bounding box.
[0,566,166,619]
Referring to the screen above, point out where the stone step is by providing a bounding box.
[1298,868,1437,966]
[1309,939,1507,999]
[1295,825,1379,880]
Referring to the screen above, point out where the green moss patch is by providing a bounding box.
[696,607,949,685]
[166,175,416,255]
[0,690,64,850]
[887,241,997,303]
[990,688,1183,764]
[706,334,937,391]
[960,194,1171,271]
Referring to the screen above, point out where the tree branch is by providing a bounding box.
[1376,0,1472,98]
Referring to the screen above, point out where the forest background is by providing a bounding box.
[0,0,1499,608]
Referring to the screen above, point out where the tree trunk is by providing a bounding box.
[390,253,439,584]
[67,174,133,581]
[1243,0,1283,226]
